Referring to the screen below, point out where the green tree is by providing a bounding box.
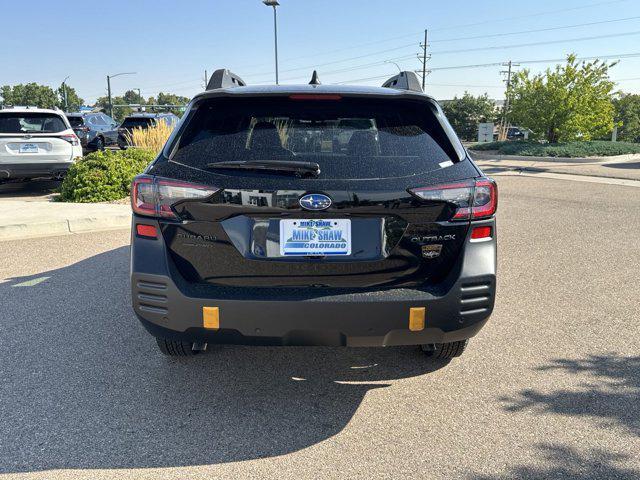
[0,83,59,109]
[95,95,132,122]
[613,93,640,143]
[57,84,84,111]
[508,54,616,143]
[441,93,497,141]
[155,92,189,116]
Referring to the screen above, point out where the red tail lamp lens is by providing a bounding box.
[131,174,218,219]
[136,224,158,238]
[471,226,492,240]
[409,177,497,221]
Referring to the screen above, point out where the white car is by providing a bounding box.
[0,107,82,181]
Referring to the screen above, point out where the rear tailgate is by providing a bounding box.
[160,184,471,288]
[147,93,478,289]
[0,134,75,164]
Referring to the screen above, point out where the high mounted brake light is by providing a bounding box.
[131,174,218,219]
[288,94,342,100]
[409,177,497,221]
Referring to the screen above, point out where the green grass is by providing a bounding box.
[468,140,640,158]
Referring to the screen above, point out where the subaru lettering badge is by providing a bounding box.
[299,193,332,211]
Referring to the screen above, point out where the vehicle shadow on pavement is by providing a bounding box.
[1,246,448,473]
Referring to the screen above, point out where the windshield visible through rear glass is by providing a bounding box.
[171,97,459,180]
[121,117,155,129]
[66,116,84,128]
[0,112,67,134]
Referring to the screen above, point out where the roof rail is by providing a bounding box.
[206,69,247,90]
[381,71,423,93]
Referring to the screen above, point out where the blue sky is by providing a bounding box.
[2,0,640,104]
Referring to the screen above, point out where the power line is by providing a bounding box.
[428,0,631,32]
[428,52,640,72]
[429,15,640,43]
[251,29,640,84]
[241,43,418,78]
[335,52,640,84]
[236,0,631,73]
[430,30,640,56]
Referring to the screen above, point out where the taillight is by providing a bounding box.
[131,174,218,219]
[60,134,80,146]
[409,177,497,221]
[471,226,492,240]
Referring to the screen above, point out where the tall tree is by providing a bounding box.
[441,93,498,141]
[613,93,640,143]
[57,83,84,111]
[508,54,616,143]
[155,92,189,116]
[0,83,59,109]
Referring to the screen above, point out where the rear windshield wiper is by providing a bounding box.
[205,160,321,178]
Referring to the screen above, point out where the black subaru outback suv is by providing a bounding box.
[130,70,497,359]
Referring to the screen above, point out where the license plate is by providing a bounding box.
[19,143,38,154]
[280,219,351,256]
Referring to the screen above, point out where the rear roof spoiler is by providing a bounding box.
[381,71,423,93]
[206,69,247,90]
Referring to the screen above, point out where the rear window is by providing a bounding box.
[0,112,67,134]
[121,117,154,129]
[66,115,84,128]
[170,97,460,180]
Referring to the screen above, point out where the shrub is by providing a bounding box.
[469,140,640,157]
[125,121,173,153]
[58,149,155,202]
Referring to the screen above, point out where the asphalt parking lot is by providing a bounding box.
[1,175,639,479]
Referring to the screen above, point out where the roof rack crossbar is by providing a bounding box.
[206,69,247,90]
[381,71,423,93]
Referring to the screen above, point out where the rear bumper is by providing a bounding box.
[131,219,497,347]
[0,161,74,180]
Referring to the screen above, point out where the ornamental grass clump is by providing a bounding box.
[125,120,173,153]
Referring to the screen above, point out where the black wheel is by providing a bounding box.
[155,337,200,356]
[95,136,105,151]
[421,340,468,359]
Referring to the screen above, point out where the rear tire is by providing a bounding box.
[421,340,468,359]
[155,337,200,357]
[95,136,105,151]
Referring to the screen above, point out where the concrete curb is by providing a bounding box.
[0,214,131,241]
[469,151,640,164]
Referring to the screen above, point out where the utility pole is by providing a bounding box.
[499,60,519,141]
[106,72,136,118]
[62,76,70,111]
[204,69,209,89]
[107,75,112,117]
[136,88,142,110]
[417,29,431,90]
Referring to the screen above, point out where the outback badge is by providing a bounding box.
[422,244,442,259]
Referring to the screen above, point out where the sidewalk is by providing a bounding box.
[471,151,640,182]
[0,199,130,241]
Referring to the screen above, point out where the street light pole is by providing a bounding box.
[263,0,280,85]
[62,76,70,111]
[106,72,136,117]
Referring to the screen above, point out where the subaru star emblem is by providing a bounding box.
[299,193,332,211]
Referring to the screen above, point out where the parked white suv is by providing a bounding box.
[0,107,82,181]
